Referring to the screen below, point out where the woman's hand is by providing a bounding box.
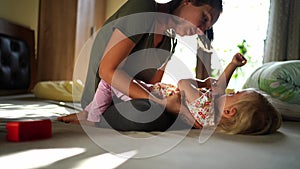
[164,92,182,114]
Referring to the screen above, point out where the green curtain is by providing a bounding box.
[264,0,300,62]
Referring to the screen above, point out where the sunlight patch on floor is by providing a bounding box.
[75,150,137,169]
[0,101,78,120]
[0,148,85,169]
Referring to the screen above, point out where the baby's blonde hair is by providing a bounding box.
[216,89,282,135]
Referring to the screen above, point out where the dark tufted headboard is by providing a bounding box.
[0,18,36,95]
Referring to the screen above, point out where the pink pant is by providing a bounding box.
[85,80,132,122]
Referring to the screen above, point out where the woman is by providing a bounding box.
[58,0,223,131]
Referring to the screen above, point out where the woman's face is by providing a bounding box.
[172,2,220,36]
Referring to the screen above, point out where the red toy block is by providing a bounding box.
[6,119,52,142]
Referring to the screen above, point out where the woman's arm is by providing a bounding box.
[100,29,152,99]
[99,29,182,113]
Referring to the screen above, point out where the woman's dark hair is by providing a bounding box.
[188,0,223,12]
[156,0,222,41]
[205,27,214,41]
[156,0,223,13]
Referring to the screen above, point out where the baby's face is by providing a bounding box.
[215,90,253,118]
[221,90,255,107]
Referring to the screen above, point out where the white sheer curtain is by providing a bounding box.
[264,0,300,62]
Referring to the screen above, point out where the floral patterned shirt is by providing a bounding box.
[150,83,215,127]
[186,88,215,127]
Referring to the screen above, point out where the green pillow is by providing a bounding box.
[243,60,300,104]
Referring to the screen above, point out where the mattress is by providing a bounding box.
[0,94,299,169]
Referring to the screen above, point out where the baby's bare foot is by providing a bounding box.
[57,110,88,123]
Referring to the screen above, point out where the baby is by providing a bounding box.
[151,53,282,135]
[58,53,281,135]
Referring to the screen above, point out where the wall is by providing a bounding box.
[0,0,127,83]
[105,0,127,19]
[0,0,126,54]
[0,0,125,33]
[0,0,39,53]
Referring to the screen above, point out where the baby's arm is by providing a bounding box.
[177,76,219,103]
[177,79,202,103]
[214,53,247,94]
[177,79,213,129]
[176,53,246,99]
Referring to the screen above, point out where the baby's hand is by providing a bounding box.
[231,53,247,67]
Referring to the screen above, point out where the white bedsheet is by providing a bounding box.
[0,122,299,169]
[0,94,299,169]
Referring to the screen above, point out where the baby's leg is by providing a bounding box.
[85,80,115,122]
[57,80,113,125]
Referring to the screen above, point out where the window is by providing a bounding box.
[212,0,270,90]
[164,0,270,90]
